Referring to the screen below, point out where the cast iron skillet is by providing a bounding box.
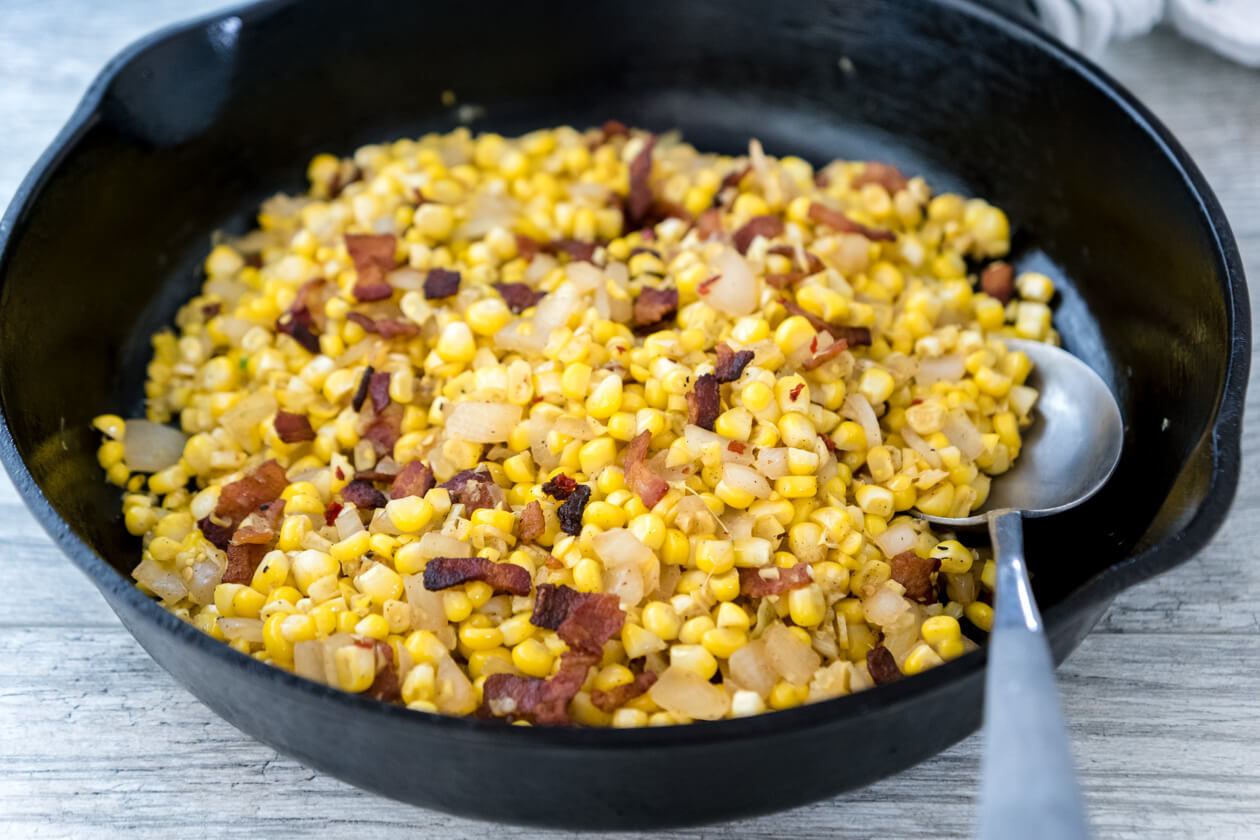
[0,0,1248,828]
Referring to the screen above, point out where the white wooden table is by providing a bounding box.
[1,3,1257,837]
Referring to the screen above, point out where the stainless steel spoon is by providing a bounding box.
[916,338,1123,840]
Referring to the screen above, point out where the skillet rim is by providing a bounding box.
[0,0,1248,748]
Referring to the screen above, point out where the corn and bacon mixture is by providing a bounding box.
[93,123,1058,726]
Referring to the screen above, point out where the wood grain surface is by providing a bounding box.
[0,3,1256,837]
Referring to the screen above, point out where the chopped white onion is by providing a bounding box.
[728,638,776,698]
[122,420,188,473]
[722,463,771,499]
[293,640,327,683]
[862,585,911,627]
[218,617,264,643]
[335,505,364,541]
[763,623,822,686]
[843,393,882,449]
[755,447,790,479]
[648,666,731,721]
[419,531,471,559]
[873,521,919,558]
[593,528,660,607]
[185,559,223,605]
[132,557,187,603]
[707,248,760,316]
[942,409,985,459]
[446,401,522,443]
[386,266,426,291]
[915,354,966,385]
[403,573,449,630]
[219,390,277,452]
[900,425,942,468]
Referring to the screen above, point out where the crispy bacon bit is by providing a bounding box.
[342,479,387,510]
[529,584,626,653]
[686,373,721,431]
[591,671,659,712]
[541,473,578,500]
[273,411,315,444]
[767,245,825,275]
[353,469,397,483]
[482,650,597,725]
[632,287,679,329]
[366,640,401,702]
[213,460,288,527]
[544,555,564,570]
[440,468,499,512]
[712,164,752,208]
[890,550,942,604]
[980,261,1015,304]
[514,234,540,260]
[714,342,755,383]
[493,282,546,314]
[423,556,532,596]
[807,201,896,242]
[518,500,544,542]
[201,302,221,319]
[802,337,850,371]
[345,233,397,301]
[542,239,598,264]
[324,501,343,526]
[389,461,435,500]
[363,403,403,456]
[815,170,832,188]
[625,135,657,230]
[852,162,910,194]
[739,563,812,597]
[697,275,720,296]
[368,371,391,414]
[346,311,377,332]
[624,430,668,509]
[733,215,785,254]
[198,516,234,551]
[696,208,723,240]
[557,485,592,536]
[530,583,587,629]
[601,119,629,141]
[424,267,461,300]
[764,272,806,289]
[231,499,286,545]
[345,312,418,339]
[328,164,362,199]
[222,543,268,585]
[352,365,374,412]
[867,645,903,684]
[779,298,873,347]
[275,278,324,354]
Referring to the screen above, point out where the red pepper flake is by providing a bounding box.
[590,671,659,712]
[335,466,345,480]
[714,342,755,383]
[889,550,941,604]
[624,430,668,509]
[275,278,324,354]
[514,234,540,261]
[767,245,825,275]
[779,298,873,347]
[624,135,657,230]
[790,383,805,401]
[440,468,500,512]
[728,440,747,455]
[345,233,397,301]
[739,563,812,597]
[352,365,374,412]
[802,337,851,371]
[423,267,461,300]
[541,238,599,264]
[368,370,392,414]
[696,208,723,240]
[686,373,721,431]
[541,473,577,500]
[867,645,903,684]
[807,201,896,242]
[557,485,592,535]
[422,556,533,596]
[389,460,435,499]
[810,337,819,353]
[274,411,316,444]
[482,650,598,725]
[342,479,387,510]
[493,282,546,314]
[632,287,679,329]
[212,460,288,527]
[697,274,720,295]
[363,402,403,456]
[366,640,401,702]
[851,161,910,194]
[732,215,785,255]
[518,500,544,542]
[324,501,344,526]
[980,261,1015,304]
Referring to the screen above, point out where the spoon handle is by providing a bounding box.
[975,509,1093,840]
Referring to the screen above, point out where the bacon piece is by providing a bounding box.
[541,239,598,263]
[345,312,418,339]
[353,469,398,483]
[591,672,659,712]
[345,233,397,301]
[712,164,752,208]
[713,342,755,383]
[482,650,597,725]
[764,272,807,289]
[273,411,315,444]
[352,365,374,412]
[423,267,461,300]
[323,501,343,526]
[231,499,286,545]
[780,298,873,347]
[441,468,499,512]
[867,645,903,684]
[422,556,532,596]
[732,215,785,254]
[624,135,657,230]
[556,485,591,536]
[767,245,825,275]
[739,563,813,597]
[197,516,234,551]
[632,287,678,329]
[389,460,435,500]
[530,583,588,629]
[601,119,629,141]
[980,261,1015,304]
[686,373,721,431]
[213,460,288,527]
[529,584,625,653]
[889,550,941,604]
[342,479,387,510]
[623,430,668,509]
[852,161,910,194]
[541,473,577,500]
[518,500,544,542]
[365,639,401,702]
[514,234,540,261]
[363,402,403,456]
[696,208,723,240]
[807,201,896,242]
[368,371,391,414]
[493,282,546,314]
[202,302,222,319]
[802,337,850,371]
[274,278,324,354]
[222,543,268,585]
[328,164,362,199]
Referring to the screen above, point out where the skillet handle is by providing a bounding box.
[975,510,1093,840]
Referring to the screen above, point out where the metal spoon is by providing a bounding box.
[916,338,1123,840]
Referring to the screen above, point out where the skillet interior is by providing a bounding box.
[0,0,1245,827]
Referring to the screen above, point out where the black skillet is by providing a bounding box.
[0,0,1248,829]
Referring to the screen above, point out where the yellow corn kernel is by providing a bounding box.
[355,613,390,640]
[642,601,681,641]
[661,528,690,565]
[401,662,437,704]
[965,601,994,632]
[573,557,604,593]
[831,420,867,451]
[459,620,503,651]
[585,375,623,419]
[701,626,747,659]
[292,550,338,594]
[578,437,618,477]
[915,482,955,518]
[855,484,894,518]
[561,362,592,400]
[694,540,735,575]
[511,638,554,678]
[769,680,809,710]
[921,615,962,646]
[443,591,473,623]
[936,637,966,660]
[741,381,774,414]
[386,496,434,533]
[356,563,403,604]
[262,613,294,663]
[902,642,945,676]
[788,584,827,627]
[335,642,377,692]
[669,644,718,680]
[679,615,716,645]
[708,569,741,601]
[774,475,817,499]
[330,531,371,563]
[931,540,974,574]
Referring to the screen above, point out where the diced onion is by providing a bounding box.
[843,393,882,449]
[294,639,327,683]
[218,617,264,643]
[873,521,918,558]
[122,419,188,473]
[594,528,660,607]
[862,585,911,627]
[403,573,449,630]
[915,354,966,385]
[755,447,790,479]
[706,248,760,316]
[386,267,426,291]
[186,559,224,605]
[722,463,771,499]
[648,666,731,721]
[901,425,942,469]
[446,402,522,443]
[942,409,985,459]
[219,390,277,451]
[131,557,187,603]
[763,623,821,686]
[728,639,776,698]
[419,531,471,559]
